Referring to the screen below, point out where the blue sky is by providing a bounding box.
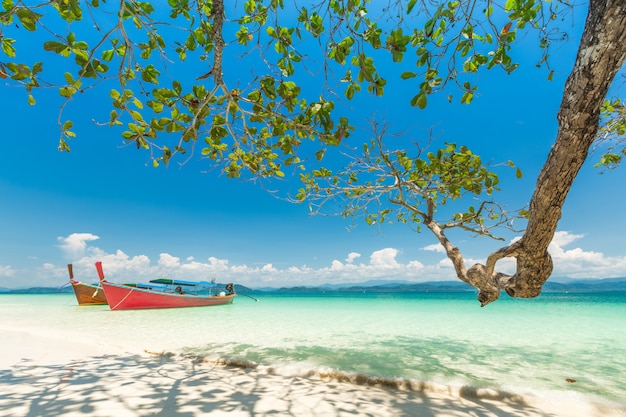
[1,2,625,289]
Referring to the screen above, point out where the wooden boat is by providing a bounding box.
[67,264,108,306]
[95,261,236,310]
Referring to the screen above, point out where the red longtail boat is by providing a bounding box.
[95,261,236,310]
[68,264,108,306]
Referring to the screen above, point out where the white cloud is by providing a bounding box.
[4,230,625,289]
[208,257,230,271]
[548,231,626,278]
[550,231,584,248]
[407,260,425,269]
[0,265,15,278]
[330,260,345,271]
[57,233,100,260]
[422,243,445,253]
[158,253,181,268]
[490,257,517,275]
[465,231,626,279]
[60,241,438,287]
[369,248,400,268]
[345,252,361,263]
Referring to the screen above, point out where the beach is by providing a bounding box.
[1,292,625,416]
[1,327,624,417]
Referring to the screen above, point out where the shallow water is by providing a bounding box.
[2,291,625,407]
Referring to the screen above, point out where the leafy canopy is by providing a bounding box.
[2,0,567,166]
[1,0,607,241]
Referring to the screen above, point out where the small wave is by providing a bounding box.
[145,349,626,415]
[152,350,528,404]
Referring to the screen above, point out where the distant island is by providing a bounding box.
[0,286,76,294]
[256,277,626,294]
[2,277,626,294]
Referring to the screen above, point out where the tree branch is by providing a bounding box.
[489,0,626,301]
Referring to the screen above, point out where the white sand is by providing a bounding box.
[1,328,625,417]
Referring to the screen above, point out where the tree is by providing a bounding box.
[2,0,625,305]
[301,0,626,305]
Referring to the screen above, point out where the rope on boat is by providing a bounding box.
[110,285,135,310]
[225,283,258,301]
[238,291,259,302]
[92,282,103,297]
[58,280,71,291]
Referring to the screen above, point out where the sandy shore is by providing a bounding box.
[2,329,624,417]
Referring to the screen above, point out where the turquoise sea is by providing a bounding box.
[1,291,625,409]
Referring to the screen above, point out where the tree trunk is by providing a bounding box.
[465,0,626,305]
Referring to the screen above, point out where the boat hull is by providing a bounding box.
[101,281,235,310]
[71,281,108,306]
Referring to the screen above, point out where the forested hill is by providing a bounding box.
[256,277,626,293]
[1,278,626,294]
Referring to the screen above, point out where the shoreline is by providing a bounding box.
[2,328,625,417]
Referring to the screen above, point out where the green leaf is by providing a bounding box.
[141,64,160,84]
[133,97,143,109]
[345,84,355,100]
[460,92,473,104]
[400,71,417,80]
[101,49,115,61]
[43,41,71,57]
[16,8,42,31]
[58,138,71,153]
[74,40,88,50]
[2,0,15,12]
[410,93,427,109]
[173,80,182,95]
[59,86,75,97]
[6,63,31,81]
[407,0,417,14]
[148,100,164,113]
[1,37,16,58]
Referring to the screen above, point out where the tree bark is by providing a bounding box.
[465,0,626,305]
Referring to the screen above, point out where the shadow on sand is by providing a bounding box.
[0,353,598,417]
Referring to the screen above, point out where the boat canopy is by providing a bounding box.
[137,283,170,290]
[149,278,214,287]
